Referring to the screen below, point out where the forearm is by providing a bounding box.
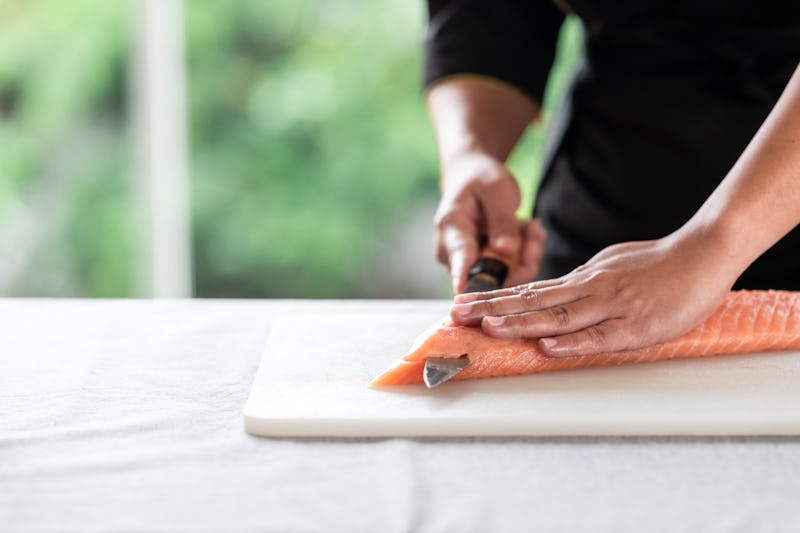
[682,64,800,278]
[425,76,539,180]
[426,76,546,291]
[448,64,800,356]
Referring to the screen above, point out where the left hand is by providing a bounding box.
[449,230,742,357]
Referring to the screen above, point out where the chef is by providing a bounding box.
[426,1,800,356]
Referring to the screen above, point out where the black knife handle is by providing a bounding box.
[463,257,509,294]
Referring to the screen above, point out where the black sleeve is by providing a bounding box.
[424,0,566,103]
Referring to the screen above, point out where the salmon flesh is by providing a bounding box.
[370,290,800,387]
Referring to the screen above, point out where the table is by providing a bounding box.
[1,298,799,532]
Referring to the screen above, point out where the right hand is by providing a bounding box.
[433,151,546,294]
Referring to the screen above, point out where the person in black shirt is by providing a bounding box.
[426,1,800,356]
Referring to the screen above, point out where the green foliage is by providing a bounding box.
[0,2,579,298]
[186,2,439,297]
[0,0,132,297]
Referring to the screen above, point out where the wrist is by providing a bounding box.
[668,217,752,287]
[440,144,500,177]
[439,150,517,197]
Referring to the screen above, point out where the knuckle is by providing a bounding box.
[593,268,611,282]
[627,295,647,315]
[585,325,607,349]
[512,282,538,294]
[520,289,542,310]
[511,284,528,295]
[482,299,499,315]
[618,284,634,299]
[433,210,456,231]
[586,268,614,284]
[548,306,570,327]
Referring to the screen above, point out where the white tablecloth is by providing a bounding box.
[1,298,799,533]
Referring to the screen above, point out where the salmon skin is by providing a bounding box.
[370,290,800,387]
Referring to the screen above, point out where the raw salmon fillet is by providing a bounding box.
[370,290,800,386]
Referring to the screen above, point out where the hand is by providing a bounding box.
[433,151,545,294]
[449,230,742,357]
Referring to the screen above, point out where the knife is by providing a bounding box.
[423,248,516,388]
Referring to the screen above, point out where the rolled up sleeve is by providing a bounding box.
[424,0,566,103]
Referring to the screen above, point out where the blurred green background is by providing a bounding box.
[0,1,580,299]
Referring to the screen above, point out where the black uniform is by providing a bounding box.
[425,0,800,289]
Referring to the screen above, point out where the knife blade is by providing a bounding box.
[423,356,470,388]
[422,248,516,388]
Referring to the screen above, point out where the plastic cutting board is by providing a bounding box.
[243,312,800,437]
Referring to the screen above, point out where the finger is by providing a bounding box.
[523,218,546,243]
[441,220,480,294]
[532,218,546,238]
[504,220,546,287]
[537,318,633,358]
[479,296,611,339]
[482,193,521,257]
[454,277,565,304]
[451,284,584,326]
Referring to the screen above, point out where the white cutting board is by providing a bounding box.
[243,311,800,437]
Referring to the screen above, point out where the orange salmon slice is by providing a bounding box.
[370,290,800,387]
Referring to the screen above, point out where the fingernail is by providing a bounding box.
[540,338,557,349]
[454,293,477,303]
[485,316,505,327]
[540,338,566,357]
[452,303,474,317]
